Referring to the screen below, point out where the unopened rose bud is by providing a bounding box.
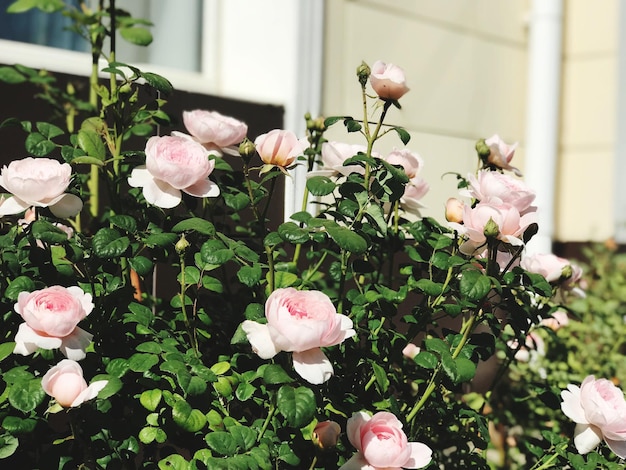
[402,343,421,359]
[238,138,256,163]
[312,421,341,450]
[356,61,371,87]
[475,138,491,162]
[175,234,190,254]
[483,217,500,239]
[445,198,464,223]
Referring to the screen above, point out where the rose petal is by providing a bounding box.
[139,175,182,209]
[604,436,626,459]
[49,193,83,218]
[338,453,377,470]
[561,385,588,424]
[404,442,433,469]
[292,348,333,384]
[241,321,279,359]
[14,323,62,355]
[71,380,108,407]
[0,196,30,216]
[60,326,93,361]
[573,423,603,455]
[183,179,220,198]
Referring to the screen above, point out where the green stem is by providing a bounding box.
[257,402,276,442]
[528,441,568,470]
[336,250,350,314]
[178,253,199,356]
[265,245,275,293]
[308,455,318,470]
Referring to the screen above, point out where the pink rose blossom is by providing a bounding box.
[561,375,626,457]
[463,170,536,214]
[400,177,430,216]
[42,359,108,408]
[449,201,537,255]
[13,285,94,361]
[445,198,464,223]
[241,288,355,384]
[385,148,423,179]
[0,157,82,218]
[254,129,306,168]
[128,135,220,208]
[182,109,248,149]
[520,253,573,284]
[507,331,545,363]
[369,61,410,101]
[540,310,570,331]
[340,411,432,470]
[402,343,421,359]
[315,141,368,176]
[484,134,521,176]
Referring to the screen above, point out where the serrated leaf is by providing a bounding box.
[0,342,15,362]
[237,265,262,287]
[25,133,55,156]
[261,364,294,384]
[5,276,36,301]
[172,218,215,235]
[128,353,159,372]
[158,454,188,470]
[129,256,153,276]
[229,426,257,451]
[326,226,367,254]
[454,357,477,383]
[371,361,390,393]
[9,379,45,412]
[0,66,25,84]
[459,269,491,301]
[0,434,18,459]
[36,121,64,139]
[205,431,237,456]
[77,129,106,160]
[276,385,315,428]
[235,382,256,401]
[141,72,173,95]
[172,399,206,432]
[92,228,130,258]
[413,350,438,369]
[109,214,137,233]
[140,389,162,411]
[200,240,233,265]
[414,278,445,296]
[143,232,177,248]
[394,126,411,145]
[306,176,336,196]
[277,222,310,244]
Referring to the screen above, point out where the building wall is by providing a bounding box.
[322,0,619,244]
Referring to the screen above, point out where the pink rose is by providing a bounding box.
[128,135,220,208]
[13,285,94,361]
[312,420,342,449]
[402,343,421,359]
[369,61,410,101]
[42,359,108,408]
[507,331,545,363]
[520,253,572,283]
[241,288,355,384]
[341,411,432,470]
[400,177,430,216]
[254,129,305,168]
[484,134,521,176]
[385,148,423,179]
[561,375,626,457]
[316,141,367,176]
[182,109,248,148]
[445,198,464,223]
[540,310,570,331]
[463,170,536,214]
[0,157,83,218]
[450,201,537,255]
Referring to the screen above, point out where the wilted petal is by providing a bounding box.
[573,423,602,455]
[60,326,93,361]
[292,348,333,384]
[241,321,279,359]
[71,380,108,407]
[49,193,83,218]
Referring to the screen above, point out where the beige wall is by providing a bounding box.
[322,0,620,243]
[557,0,618,242]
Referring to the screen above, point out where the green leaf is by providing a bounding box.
[306,176,336,196]
[394,126,411,145]
[9,379,45,412]
[30,220,69,244]
[277,222,310,244]
[172,399,206,432]
[0,66,25,84]
[454,357,477,383]
[0,434,18,459]
[459,269,492,301]
[326,226,367,254]
[344,119,362,133]
[141,72,174,95]
[120,27,153,46]
[158,454,189,470]
[129,256,154,276]
[5,276,36,301]
[414,279,445,297]
[172,218,215,235]
[25,133,55,156]
[205,431,237,456]
[92,228,130,258]
[324,116,345,127]
[276,385,315,428]
[235,382,256,401]
[36,121,64,139]
[237,265,262,287]
[143,232,177,248]
[105,358,131,378]
[2,416,36,434]
[371,362,390,393]
[140,389,162,412]
[413,350,438,369]
[261,364,294,385]
[201,240,234,265]
[0,342,15,362]
[229,426,257,451]
[202,275,223,293]
[128,353,159,373]
[271,271,299,289]
[109,214,137,233]
[77,129,106,160]
[90,375,122,399]
[69,156,105,166]
[7,0,64,13]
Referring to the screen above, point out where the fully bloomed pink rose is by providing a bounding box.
[385,148,423,179]
[484,134,521,176]
[450,201,537,255]
[128,135,220,208]
[182,109,248,148]
[13,285,94,361]
[463,170,536,214]
[0,157,82,218]
[241,288,355,384]
[42,359,108,408]
[561,375,626,457]
[254,129,305,168]
[340,411,432,470]
[369,61,410,101]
